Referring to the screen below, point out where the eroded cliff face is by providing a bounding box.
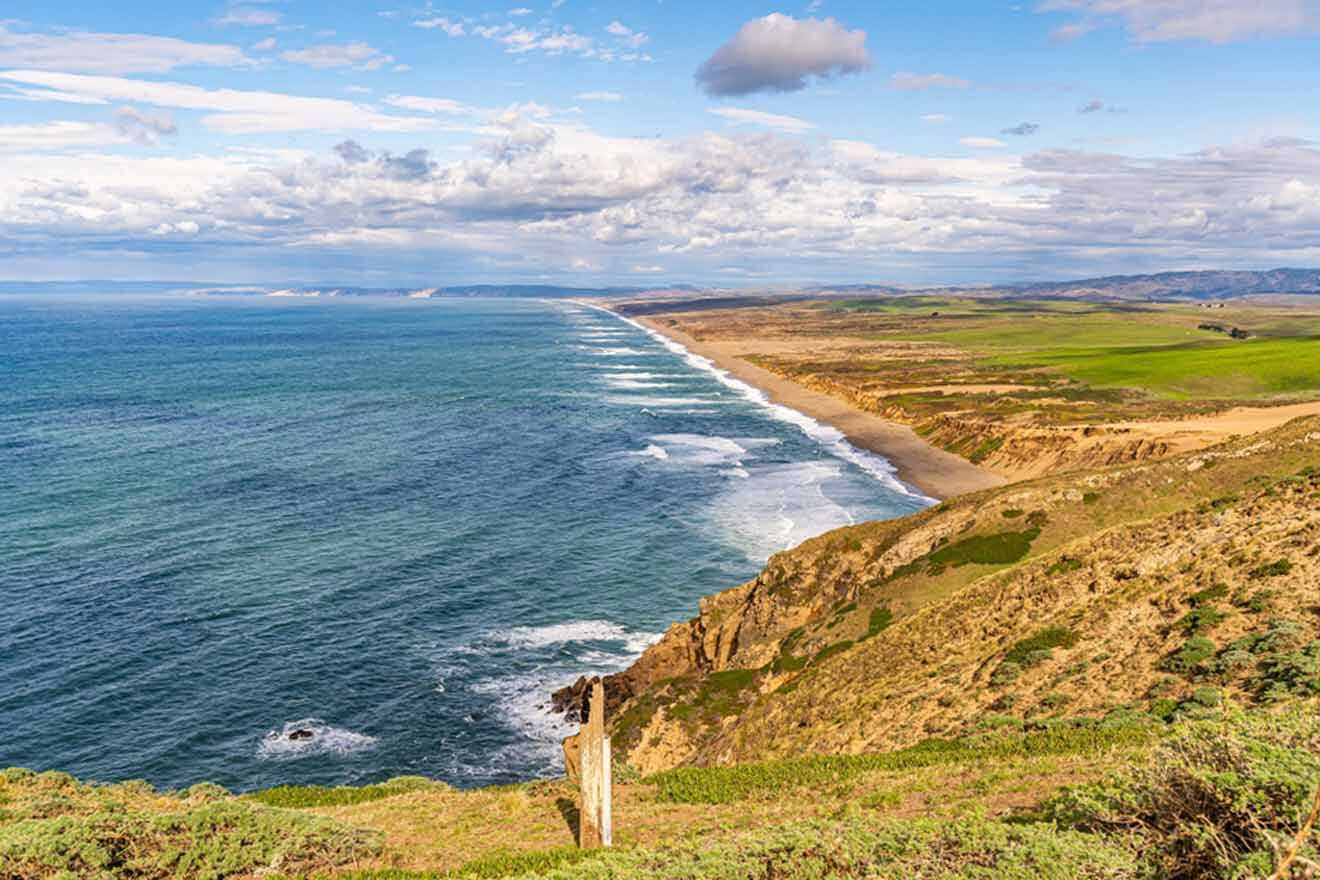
[572,418,1320,775]
[754,365,1230,481]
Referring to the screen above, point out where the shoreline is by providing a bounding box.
[616,311,1007,500]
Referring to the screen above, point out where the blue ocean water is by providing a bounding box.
[0,294,930,791]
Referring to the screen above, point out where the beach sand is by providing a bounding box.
[631,316,1007,500]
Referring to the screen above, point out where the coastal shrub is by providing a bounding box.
[0,772,377,879]
[1047,556,1084,576]
[1004,626,1080,667]
[813,640,855,666]
[1249,558,1293,579]
[1188,583,1229,607]
[1177,605,1225,635]
[990,662,1023,687]
[1235,589,1275,613]
[927,528,1040,569]
[770,652,808,674]
[1161,637,1216,674]
[858,605,893,641]
[1042,705,1320,880]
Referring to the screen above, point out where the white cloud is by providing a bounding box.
[5,110,1320,282]
[0,120,128,151]
[708,106,815,133]
[0,70,435,134]
[696,14,870,96]
[921,113,952,123]
[385,94,472,114]
[577,91,623,102]
[413,17,466,36]
[215,7,282,26]
[509,7,534,16]
[890,72,970,91]
[251,37,277,51]
[961,136,1005,148]
[0,25,251,74]
[605,21,649,49]
[281,42,393,70]
[1037,0,1318,43]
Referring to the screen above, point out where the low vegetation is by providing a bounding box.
[0,769,377,879]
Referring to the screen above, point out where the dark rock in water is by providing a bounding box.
[551,676,594,724]
[288,728,315,742]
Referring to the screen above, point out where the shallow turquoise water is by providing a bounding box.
[0,294,930,790]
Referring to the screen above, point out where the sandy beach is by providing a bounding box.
[629,315,1007,500]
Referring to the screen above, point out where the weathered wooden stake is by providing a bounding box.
[578,678,612,848]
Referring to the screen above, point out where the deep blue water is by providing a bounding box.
[0,294,930,791]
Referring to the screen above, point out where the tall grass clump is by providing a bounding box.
[1042,704,1320,880]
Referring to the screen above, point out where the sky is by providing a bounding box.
[2,0,1319,286]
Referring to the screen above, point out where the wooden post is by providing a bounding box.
[578,678,612,848]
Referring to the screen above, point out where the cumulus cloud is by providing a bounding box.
[114,107,177,144]
[708,106,815,133]
[890,72,970,91]
[1001,122,1040,136]
[281,42,393,70]
[0,70,434,133]
[961,136,1005,148]
[577,91,623,102]
[696,14,870,96]
[5,111,1320,281]
[1038,0,1319,43]
[0,25,251,74]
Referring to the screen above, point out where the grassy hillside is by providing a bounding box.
[5,704,1318,878]
[588,415,1320,772]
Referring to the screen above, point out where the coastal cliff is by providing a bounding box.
[560,416,1320,774]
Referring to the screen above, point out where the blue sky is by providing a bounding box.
[2,0,1319,285]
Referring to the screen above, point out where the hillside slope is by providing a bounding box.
[559,416,1320,773]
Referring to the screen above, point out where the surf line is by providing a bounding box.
[574,301,935,503]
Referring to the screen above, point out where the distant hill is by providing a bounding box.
[819,268,1320,302]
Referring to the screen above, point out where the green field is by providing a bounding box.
[998,336,1320,399]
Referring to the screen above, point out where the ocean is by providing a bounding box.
[0,294,931,791]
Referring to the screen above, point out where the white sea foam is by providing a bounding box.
[603,378,678,390]
[712,460,861,562]
[256,719,377,759]
[453,619,661,774]
[586,305,934,502]
[605,395,730,408]
[642,444,669,460]
[590,347,647,357]
[495,619,658,653]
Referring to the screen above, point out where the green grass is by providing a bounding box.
[644,722,1158,805]
[995,336,1320,399]
[929,528,1041,568]
[249,776,443,809]
[313,817,1141,880]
